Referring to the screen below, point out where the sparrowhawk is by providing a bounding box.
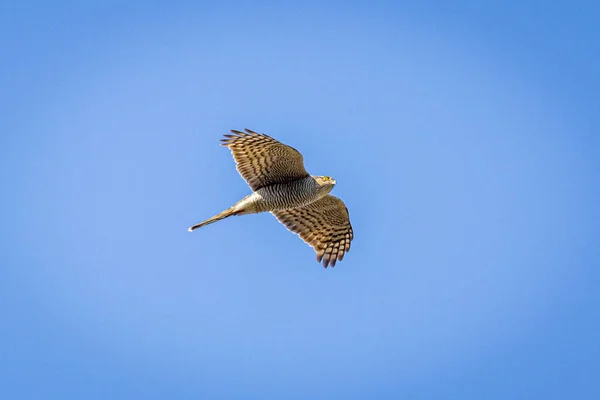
[189,129,354,268]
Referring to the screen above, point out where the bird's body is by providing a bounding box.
[248,177,325,212]
[189,129,354,267]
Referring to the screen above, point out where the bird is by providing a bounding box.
[188,128,354,268]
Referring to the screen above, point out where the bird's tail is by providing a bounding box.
[188,208,237,231]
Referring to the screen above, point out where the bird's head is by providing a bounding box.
[314,175,336,195]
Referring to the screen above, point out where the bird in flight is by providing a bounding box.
[188,128,354,268]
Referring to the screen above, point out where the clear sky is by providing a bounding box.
[1,1,599,399]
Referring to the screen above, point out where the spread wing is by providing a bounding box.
[220,128,310,191]
[272,195,354,268]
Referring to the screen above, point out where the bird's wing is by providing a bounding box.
[271,195,354,268]
[221,129,310,191]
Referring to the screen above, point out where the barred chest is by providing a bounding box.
[252,178,321,212]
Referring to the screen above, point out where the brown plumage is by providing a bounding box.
[271,195,354,267]
[189,128,354,268]
[220,130,310,191]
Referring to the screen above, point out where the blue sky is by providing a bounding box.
[1,1,599,398]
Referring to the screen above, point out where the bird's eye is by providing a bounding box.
[323,176,330,181]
